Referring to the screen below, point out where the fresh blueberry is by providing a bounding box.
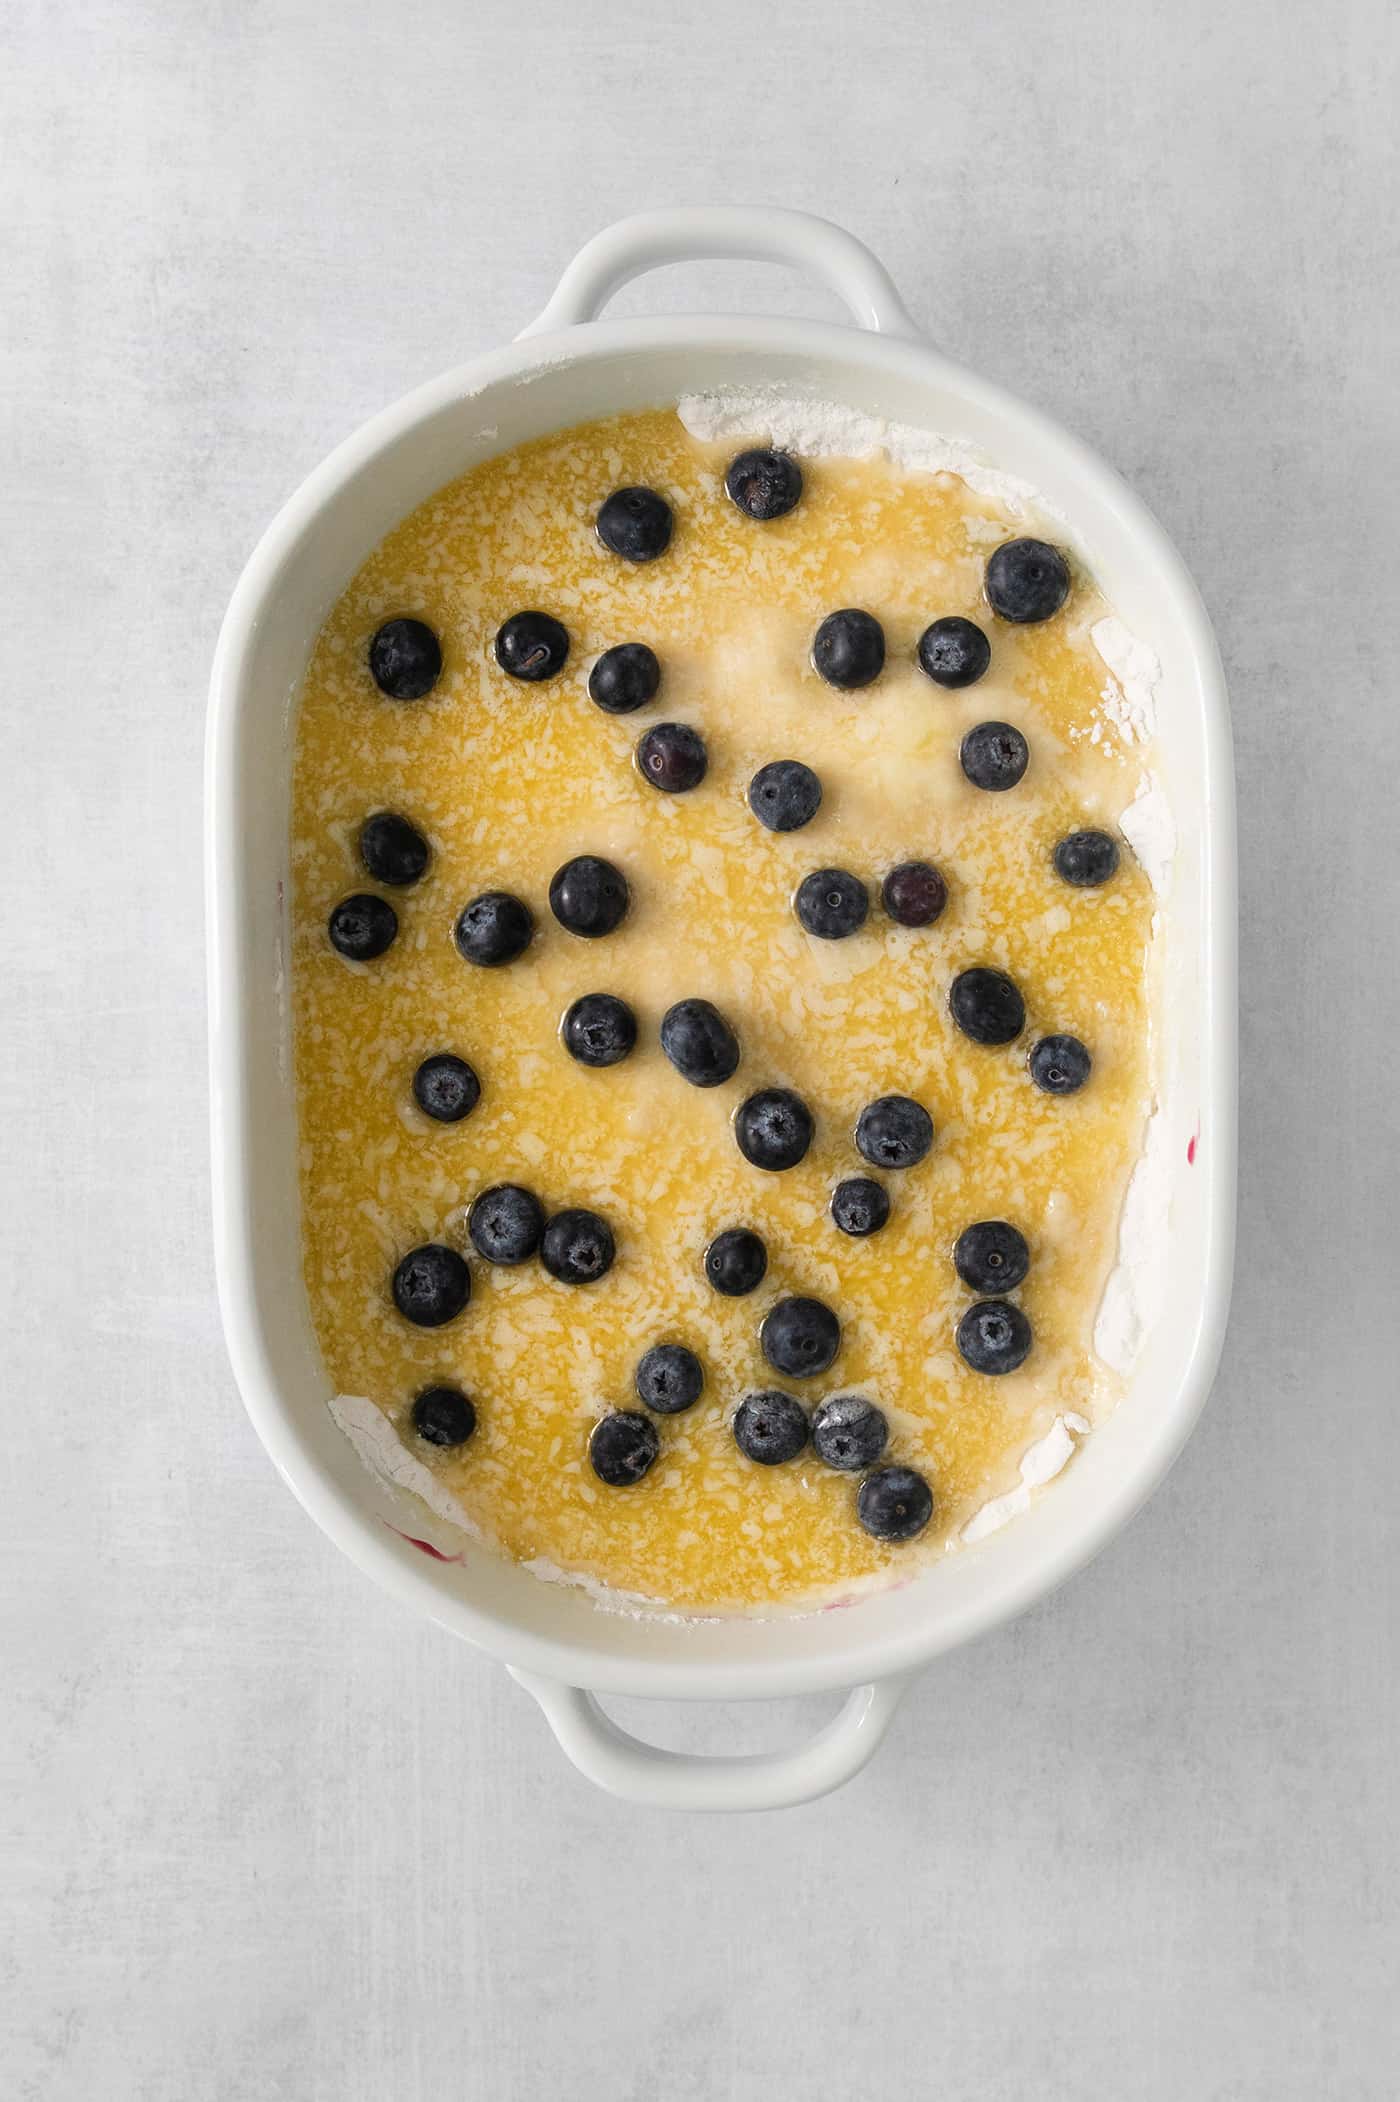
[359,811,430,887]
[660,998,740,1087]
[548,856,629,938]
[831,1177,890,1238]
[1054,830,1120,887]
[494,611,569,681]
[748,759,822,833]
[733,1391,809,1466]
[917,615,991,688]
[949,967,1026,1045]
[369,618,442,700]
[953,1220,1030,1293]
[637,721,707,793]
[467,1184,544,1265]
[735,1088,814,1171]
[857,1466,934,1541]
[760,1296,841,1378]
[957,1299,1033,1374]
[724,448,803,521]
[410,1384,476,1447]
[597,486,673,563]
[795,868,868,939]
[328,893,397,961]
[392,1244,470,1327]
[1029,1034,1093,1094]
[589,1411,659,1486]
[985,537,1071,624]
[704,1228,768,1297]
[960,721,1029,790]
[541,1208,615,1284]
[454,891,533,966]
[882,861,947,927]
[812,609,885,690]
[562,993,637,1068]
[412,1053,480,1123]
[812,1394,888,1472]
[589,643,660,714]
[856,1095,933,1170]
[635,1344,704,1415]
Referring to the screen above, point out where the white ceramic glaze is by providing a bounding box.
[207,208,1236,1812]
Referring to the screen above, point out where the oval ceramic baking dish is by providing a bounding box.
[207,208,1236,1811]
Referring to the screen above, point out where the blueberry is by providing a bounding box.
[494,611,570,681]
[637,722,707,793]
[831,1176,890,1238]
[953,1220,1030,1293]
[1029,1034,1092,1095]
[704,1227,768,1297]
[748,759,822,833]
[949,967,1026,1045]
[735,1088,814,1171]
[724,448,803,521]
[1054,830,1120,887]
[957,1299,1033,1374]
[454,891,533,966]
[369,618,442,700]
[812,1394,888,1472]
[961,721,1029,791]
[411,1384,476,1447]
[857,1466,934,1541]
[855,1096,933,1170]
[597,486,673,562]
[548,856,629,938]
[881,861,947,927]
[589,1411,659,1486]
[760,1296,840,1378]
[392,1244,470,1327]
[660,998,740,1087]
[812,609,885,690]
[359,811,430,887]
[589,643,660,714]
[562,993,637,1068]
[985,538,1071,624]
[328,893,397,961]
[412,1053,480,1123]
[467,1183,544,1265]
[733,1391,809,1466]
[917,615,990,688]
[795,868,868,939]
[541,1208,615,1284]
[635,1343,704,1415]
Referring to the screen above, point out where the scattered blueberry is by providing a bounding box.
[637,721,707,793]
[328,893,397,961]
[392,1244,470,1327]
[635,1344,704,1415]
[725,448,803,521]
[831,1177,890,1238]
[549,856,629,938]
[589,1411,659,1486]
[956,1299,1033,1375]
[812,1394,888,1472]
[735,1088,814,1171]
[411,1384,476,1447]
[412,1053,480,1123]
[795,867,868,939]
[562,993,637,1068]
[760,1296,841,1378]
[949,967,1026,1045]
[882,861,947,927]
[369,618,442,700]
[704,1228,768,1296]
[467,1184,544,1265]
[857,1465,934,1541]
[856,1096,933,1170]
[454,891,533,966]
[359,811,430,887]
[494,611,570,681]
[541,1208,615,1284]
[812,608,885,690]
[1029,1034,1093,1094]
[597,486,673,562]
[953,1220,1030,1294]
[1054,830,1120,887]
[660,998,740,1087]
[733,1391,809,1466]
[589,643,660,714]
[960,720,1029,790]
[916,615,991,688]
[985,537,1071,624]
[748,759,822,832]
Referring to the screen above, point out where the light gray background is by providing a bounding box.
[4,1,1397,2095]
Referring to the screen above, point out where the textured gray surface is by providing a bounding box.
[4,0,1398,2095]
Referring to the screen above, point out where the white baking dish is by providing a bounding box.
[207,208,1236,1811]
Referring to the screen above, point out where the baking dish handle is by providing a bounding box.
[518,206,920,340]
[510,1667,913,1812]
